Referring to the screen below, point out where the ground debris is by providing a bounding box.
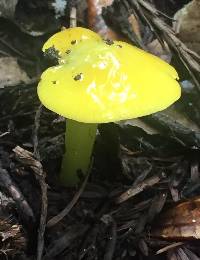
[116,174,162,204]
[0,187,26,256]
[0,57,30,88]
[0,0,18,19]
[44,224,89,259]
[13,146,47,260]
[0,167,35,222]
[152,196,200,240]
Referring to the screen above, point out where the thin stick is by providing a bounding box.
[70,7,77,28]
[116,174,162,204]
[156,242,184,255]
[33,104,42,160]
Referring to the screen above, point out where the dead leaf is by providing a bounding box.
[87,0,122,39]
[0,57,30,88]
[163,106,200,133]
[147,39,172,63]
[128,13,142,41]
[152,197,200,240]
[122,118,159,135]
[0,0,18,19]
[173,0,200,55]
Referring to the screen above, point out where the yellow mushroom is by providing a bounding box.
[37,27,181,186]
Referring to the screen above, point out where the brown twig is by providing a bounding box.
[0,38,27,58]
[116,174,162,204]
[33,104,43,160]
[0,167,35,222]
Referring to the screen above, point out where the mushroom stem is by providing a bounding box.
[60,119,97,186]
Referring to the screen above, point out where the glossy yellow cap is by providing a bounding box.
[38,27,181,123]
[42,27,101,57]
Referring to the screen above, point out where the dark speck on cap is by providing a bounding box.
[74,73,83,81]
[104,39,114,45]
[66,49,71,54]
[71,40,77,45]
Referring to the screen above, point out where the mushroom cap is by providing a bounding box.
[42,27,101,57]
[38,27,181,123]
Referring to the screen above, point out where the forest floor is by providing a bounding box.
[0,0,200,259]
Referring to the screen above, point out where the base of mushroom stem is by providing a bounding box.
[60,119,98,186]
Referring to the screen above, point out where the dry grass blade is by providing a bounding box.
[156,242,184,255]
